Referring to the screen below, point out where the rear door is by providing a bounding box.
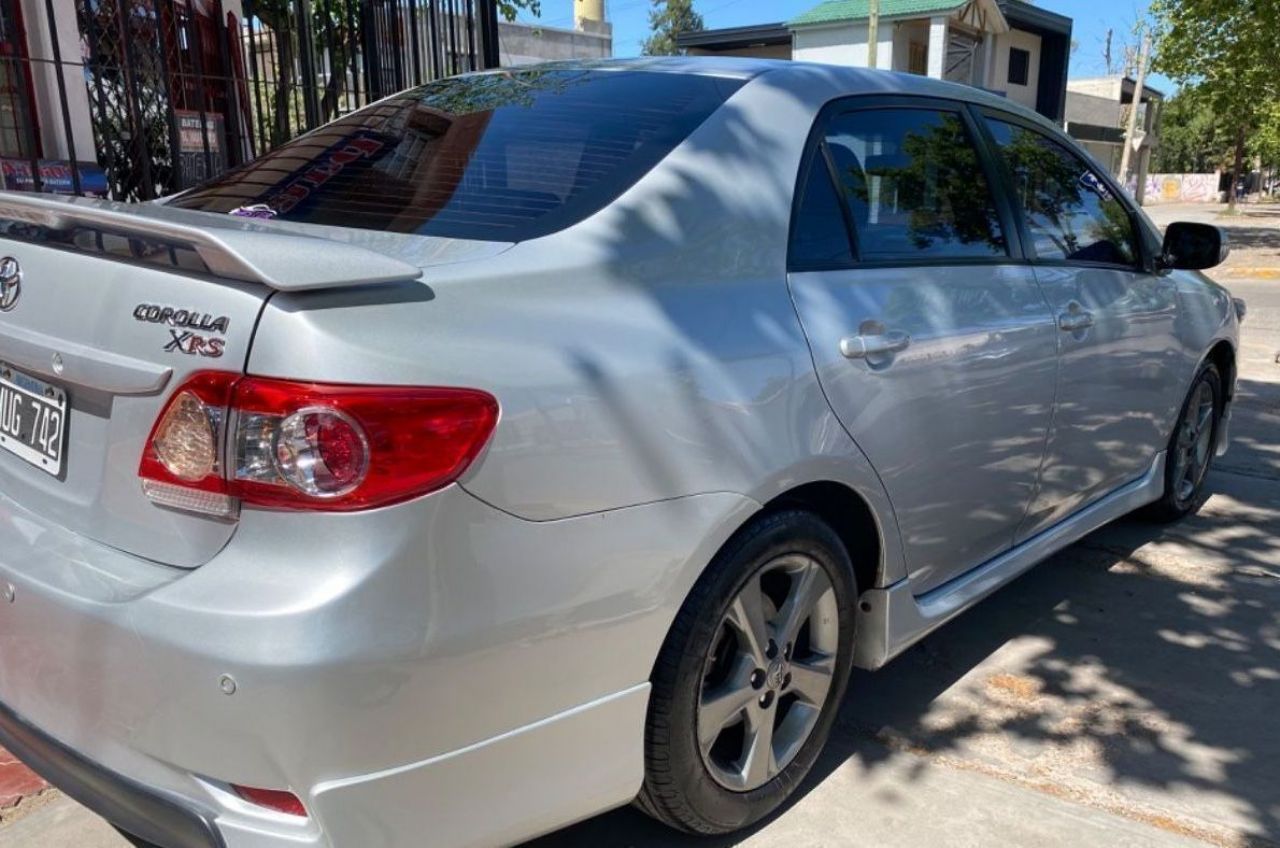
[787,98,1059,595]
[977,113,1181,540]
[0,223,267,567]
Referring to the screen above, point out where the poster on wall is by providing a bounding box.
[0,158,109,196]
[176,110,228,189]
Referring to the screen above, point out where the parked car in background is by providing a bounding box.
[0,58,1240,848]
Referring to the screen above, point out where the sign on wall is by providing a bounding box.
[0,159,109,196]
[176,110,228,189]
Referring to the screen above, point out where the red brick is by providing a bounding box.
[0,746,47,809]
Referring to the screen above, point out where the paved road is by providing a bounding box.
[6,206,1279,848]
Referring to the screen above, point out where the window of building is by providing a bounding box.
[984,117,1138,267]
[0,0,38,159]
[1008,47,1031,87]
[823,108,1007,261]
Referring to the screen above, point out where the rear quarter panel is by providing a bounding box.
[247,69,908,583]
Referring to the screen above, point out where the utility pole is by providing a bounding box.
[1118,28,1151,185]
[867,0,880,68]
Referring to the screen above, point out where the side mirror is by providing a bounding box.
[1160,221,1229,271]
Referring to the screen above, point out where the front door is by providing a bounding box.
[978,114,1182,539]
[787,101,1059,594]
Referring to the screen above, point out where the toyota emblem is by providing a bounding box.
[0,257,20,311]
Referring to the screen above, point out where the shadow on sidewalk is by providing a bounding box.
[527,380,1280,847]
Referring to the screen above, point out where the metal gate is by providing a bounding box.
[0,0,498,201]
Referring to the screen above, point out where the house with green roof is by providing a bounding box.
[676,0,1073,122]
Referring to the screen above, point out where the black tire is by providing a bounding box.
[1144,362,1223,522]
[636,510,857,835]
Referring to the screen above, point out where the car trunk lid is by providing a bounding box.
[0,192,492,568]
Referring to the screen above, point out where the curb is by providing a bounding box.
[1217,267,1280,279]
[0,746,48,817]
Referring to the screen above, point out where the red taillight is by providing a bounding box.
[139,372,498,515]
[232,785,308,818]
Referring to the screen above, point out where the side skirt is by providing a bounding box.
[853,452,1166,670]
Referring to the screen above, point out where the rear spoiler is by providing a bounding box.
[0,192,423,292]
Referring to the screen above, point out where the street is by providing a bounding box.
[4,204,1279,848]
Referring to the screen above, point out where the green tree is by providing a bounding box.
[1251,100,1280,183]
[1153,86,1228,173]
[1149,0,1280,210]
[498,0,540,20]
[641,0,705,56]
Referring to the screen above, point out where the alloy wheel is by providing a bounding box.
[696,553,840,792]
[1172,379,1216,503]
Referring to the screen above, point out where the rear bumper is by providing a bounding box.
[0,698,223,848]
[0,484,753,846]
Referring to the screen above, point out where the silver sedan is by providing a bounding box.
[0,57,1238,848]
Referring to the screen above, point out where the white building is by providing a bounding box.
[679,0,1074,122]
[1065,76,1164,186]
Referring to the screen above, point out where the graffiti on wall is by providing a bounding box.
[1128,173,1220,203]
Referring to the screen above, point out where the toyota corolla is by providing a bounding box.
[0,58,1239,848]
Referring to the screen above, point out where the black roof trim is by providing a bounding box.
[998,0,1072,36]
[676,23,791,50]
[1066,122,1126,144]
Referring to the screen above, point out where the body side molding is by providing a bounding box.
[854,452,1166,669]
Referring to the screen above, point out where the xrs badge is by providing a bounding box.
[165,331,225,358]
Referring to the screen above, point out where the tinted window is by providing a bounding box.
[790,151,853,267]
[1008,48,1030,86]
[824,108,1007,260]
[985,118,1139,266]
[169,70,743,242]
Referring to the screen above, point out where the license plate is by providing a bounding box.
[0,363,67,477]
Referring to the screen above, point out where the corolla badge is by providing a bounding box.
[0,256,20,311]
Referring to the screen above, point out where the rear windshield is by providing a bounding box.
[170,69,743,242]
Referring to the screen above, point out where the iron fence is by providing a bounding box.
[0,0,498,201]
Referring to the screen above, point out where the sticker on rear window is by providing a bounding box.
[230,203,278,219]
[1078,170,1112,201]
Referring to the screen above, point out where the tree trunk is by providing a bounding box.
[1228,123,1246,213]
[272,35,296,148]
[320,47,347,123]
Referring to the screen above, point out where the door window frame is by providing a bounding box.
[787,94,1027,273]
[971,105,1157,274]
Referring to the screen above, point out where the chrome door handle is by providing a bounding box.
[840,330,911,359]
[1058,308,1094,332]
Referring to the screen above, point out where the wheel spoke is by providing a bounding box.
[698,551,842,793]
[788,654,835,706]
[698,658,758,751]
[725,578,771,665]
[775,562,831,647]
[1195,402,1214,433]
[742,703,777,787]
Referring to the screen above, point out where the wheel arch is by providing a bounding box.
[758,481,884,599]
[1205,338,1236,404]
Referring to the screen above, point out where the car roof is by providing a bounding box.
[512,57,1057,133]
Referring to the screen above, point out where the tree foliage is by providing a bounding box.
[498,0,540,21]
[1252,100,1280,173]
[641,0,704,56]
[1152,86,1229,173]
[1149,0,1280,206]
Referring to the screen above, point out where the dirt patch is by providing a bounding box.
[0,788,60,828]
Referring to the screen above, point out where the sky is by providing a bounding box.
[518,0,1176,94]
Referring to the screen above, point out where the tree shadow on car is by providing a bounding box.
[527,421,1280,846]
